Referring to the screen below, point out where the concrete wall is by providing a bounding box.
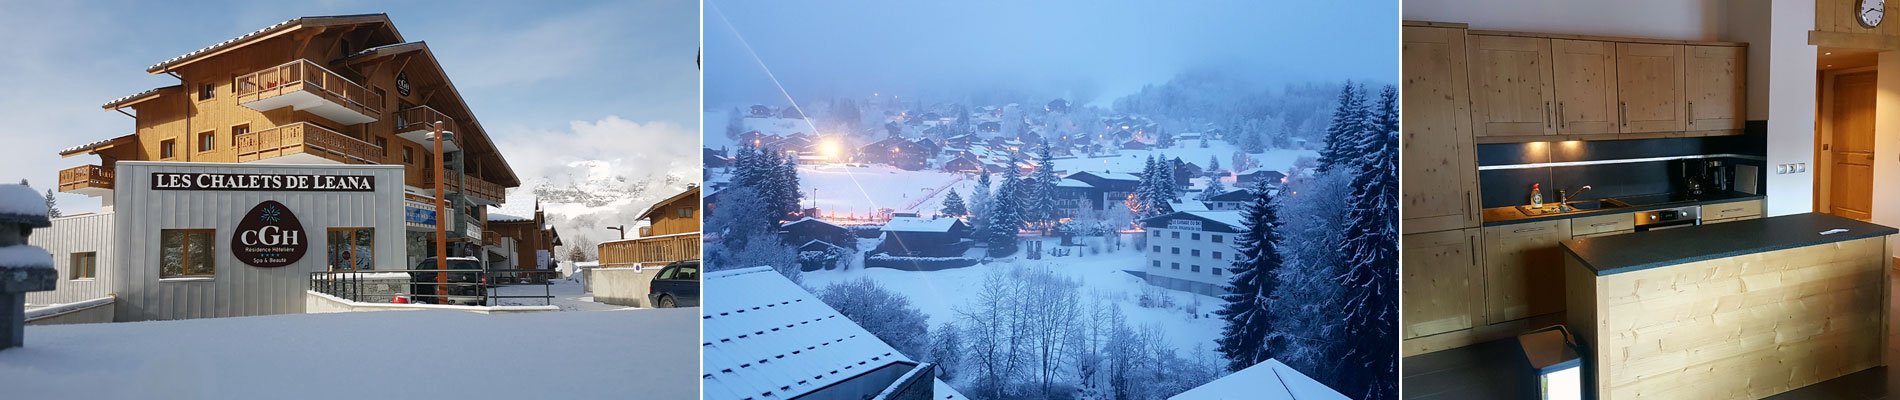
[25,213,115,305]
[587,267,660,307]
[1143,227,1235,292]
[1406,0,1818,217]
[112,162,407,321]
[304,290,556,314]
[25,297,115,326]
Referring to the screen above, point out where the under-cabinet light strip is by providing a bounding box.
[1477,153,1767,171]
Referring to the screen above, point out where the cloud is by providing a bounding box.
[494,116,701,186]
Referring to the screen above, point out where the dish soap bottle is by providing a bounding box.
[1530,183,1544,208]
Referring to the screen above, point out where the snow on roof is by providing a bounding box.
[1057,178,1093,188]
[0,245,53,269]
[703,266,915,400]
[1170,200,1210,212]
[1168,359,1349,400]
[782,217,844,230]
[1072,171,1140,182]
[1238,168,1284,176]
[486,192,539,222]
[58,133,136,156]
[0,184,52,227]
[100,85,180,109]
[881,217,961,233]
[1184,211,1246,230]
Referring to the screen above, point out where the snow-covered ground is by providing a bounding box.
[1052,139,1314,176]
[799,164,976,218]
[801,236,1225,362]
[491,277,627,311]
[0,308,700,399]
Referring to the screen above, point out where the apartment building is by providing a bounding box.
[1139,210,1245,296]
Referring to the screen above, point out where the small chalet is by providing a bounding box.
[1064,171,1142,211]
[703,147,731,169]
[1203,189,1255,211]
[875,217,973,257]
[1236,168,1287,187]
[858,137,931,170]
[1121,138,1150,150]
[781,217,854,249]
[978,121,1002,133]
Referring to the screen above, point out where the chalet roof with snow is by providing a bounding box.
[797,239,847,252]
[1056,178,1093,188]
[1140,210,1246,233]
[486,192,540,222]
[703,267,963,400]
[881,217,968,233]
[1068,171,1140,182]
[1206,189,1255,203]
[1169,199,1210,212]
[781,217,845,231]
[1168,359,1348,400]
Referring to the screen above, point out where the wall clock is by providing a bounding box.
[1861,0,1885,28]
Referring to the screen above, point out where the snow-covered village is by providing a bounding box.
[701,3,1399,398]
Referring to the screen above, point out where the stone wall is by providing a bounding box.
[586,267,661,307]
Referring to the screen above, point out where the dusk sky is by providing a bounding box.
[705,0,1398,108]
[0,0,699,212]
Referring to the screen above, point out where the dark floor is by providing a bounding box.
[1403,271,1900,399]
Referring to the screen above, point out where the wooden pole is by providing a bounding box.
[433,121,448,304]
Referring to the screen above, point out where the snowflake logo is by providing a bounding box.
[261,206,281,223]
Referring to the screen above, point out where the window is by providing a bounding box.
[403,146,414,164]
[70,252,97,280]
[1212,235,1224,243]
[1212,267,1223,276]
[1171,247,1180,255]
[198,82,215,101]
[678,207,694,218]
[1152,245,1160,253]
[1191,249,1201,257]
[327,228,374,272]
[198,131,215,152]
[1191,233,1201,241]
[1150,230,1159,237]
[1171,232,1180,239]
[374,137,387,157]
[231,124,250,147]
[1191,265,1201,273]
[1171,262,1180,270]
[1213,251,1223,260]
[159,139,177,159]
[160,229,215,278]
[1151,260,1160,267]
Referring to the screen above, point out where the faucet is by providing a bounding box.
[1558,185,1593,212]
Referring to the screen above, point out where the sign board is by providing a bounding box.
[396,71,412,97]
[232,200,308,267]
[152,173,374,192]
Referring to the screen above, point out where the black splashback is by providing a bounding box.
[1476,126,1768,209]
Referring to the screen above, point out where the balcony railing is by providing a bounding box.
[57,164,114,196]
[598,233,701,268]
[396,106,455,137]
[236,122,384,164]
[423,173,505,205]
[234,59,384,125]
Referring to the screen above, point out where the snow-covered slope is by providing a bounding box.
[518,159,697,256]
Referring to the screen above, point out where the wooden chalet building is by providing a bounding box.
[599,186,701,267]
[487,193,562,278]
[1236,168,1287,188]
[874,217,972,257]
[1061,171,1142,211]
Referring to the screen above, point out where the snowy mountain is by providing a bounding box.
[515,159,697,258]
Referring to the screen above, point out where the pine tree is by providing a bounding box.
[774,149,804,217]
[1133,156,1175,219]
[940,190,968,218]
[1208,155,1222,174]
[986,158,1026,257]
[1317,82,1367,173]
[1216,180,1283,372]
[1028,144,1060,229]
[970,170,993,234]
[1335,85,1400,400]
[1199,178,1228,202]
[43,189,60,218]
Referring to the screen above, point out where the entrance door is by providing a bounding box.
[1831,71,1876,220]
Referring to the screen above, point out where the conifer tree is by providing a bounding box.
[1335,84,1400,400]
[970,170,994,234]
[1028,145,1060,229]
[985,157,1026,256]
[43,189,60,218]
[1317,82,1367,173]
[1199,178,1228,202]
[1216,180,1283,372]
[940,190,968,218]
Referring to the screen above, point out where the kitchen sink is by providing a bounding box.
[1516,198,1631,216]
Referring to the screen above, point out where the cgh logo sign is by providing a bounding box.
[232,200,308,268]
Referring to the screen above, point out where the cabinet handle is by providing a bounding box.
[1513,227,1547,233]
[1687,101,1694,127]
[1546,101,1554,128]
[1591,222,1617,227]
[1557,102,1566,128]
[1470,240,1478,266]
[1721,208,1742,213]
[1621,102,1628,126]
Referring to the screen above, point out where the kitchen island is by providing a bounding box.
[1561,213,1896,399]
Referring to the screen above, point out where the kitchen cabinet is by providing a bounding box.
[1482,219,1571,324]
[1402,25,1483,233]
[1467,34,1556,138]
[1702,199,1764,224]
[1616,42,1688,134]
[1570,212,1635,238]
[1401,228,1482,339]
[1684,45,1747,133]
[1550,39,1622,135]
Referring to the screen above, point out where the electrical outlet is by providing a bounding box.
[1796,163,1807,173]
[1776,164,1789,174]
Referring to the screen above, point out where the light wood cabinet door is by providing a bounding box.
[1402,26,1481,234]
[1468,34,1556,137]
[1483,219,1571,324]
[1616,43,1687,133]
[1685,45,1746,132]
[1550,39,1621,135]
[1402,228,1482,339]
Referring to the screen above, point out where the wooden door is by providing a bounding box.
[1550,39,1621,135]
[1402,26,1481,233]
[1468,34,1556,137]
[1402,228,1481,339]
[1483,219,1570,324]
[1831,72,1876,220]
[1616,43,1687,133]
[1684,45,1747,132]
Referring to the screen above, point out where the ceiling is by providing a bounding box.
[1819,47,1880,71]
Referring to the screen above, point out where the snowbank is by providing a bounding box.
[0,184,49,219]
[0,245,53,269]
[0,308,700,399]
[24,296,114,320]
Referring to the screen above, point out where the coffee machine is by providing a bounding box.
[1676,159,1731,196]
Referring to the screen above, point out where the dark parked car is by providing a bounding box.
[648,260,700,308]
[410,257,486,305]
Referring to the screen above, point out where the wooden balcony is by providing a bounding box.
[394,106,461,152]
[57,164,114,196]
[236,122,383,164]
[235,59,384,125]
[424,172,505,206]
[599,233,701,267]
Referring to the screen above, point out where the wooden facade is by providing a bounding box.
[487,199,562,272]
[599,186,702,267]
[59,14,517,210]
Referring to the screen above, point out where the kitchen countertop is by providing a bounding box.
[1560,212,1897,276]
[1481,191,1763,226]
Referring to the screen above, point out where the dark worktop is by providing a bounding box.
[1481,191,1763,226]
[1561,213,1897,276]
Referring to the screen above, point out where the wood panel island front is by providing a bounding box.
[1561,213,1896,399]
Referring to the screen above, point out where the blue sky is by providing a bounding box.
[0,0,700,212]
[704,0,1398,108]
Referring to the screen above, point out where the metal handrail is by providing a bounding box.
[308,268,555,306]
